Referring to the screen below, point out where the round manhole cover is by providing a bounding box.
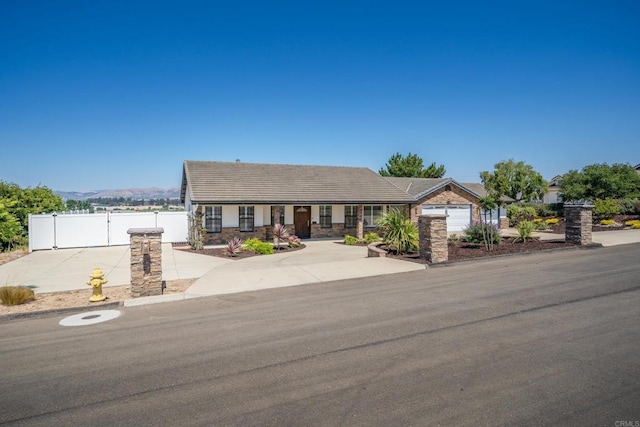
[59,310,121,327]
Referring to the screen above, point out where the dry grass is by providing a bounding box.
[0,278,196,316]
[0,286,35,305]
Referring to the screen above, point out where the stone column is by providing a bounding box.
[356,205,364,240]
[564,204,593,245]
[128,227,164,297]
[419,214,448,263]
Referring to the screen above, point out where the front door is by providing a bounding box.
[294,206,311,238]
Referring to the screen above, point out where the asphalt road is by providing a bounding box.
[2,244,640,426]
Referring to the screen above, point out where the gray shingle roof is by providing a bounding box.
[181,161,415,204]
[383,177,450,198]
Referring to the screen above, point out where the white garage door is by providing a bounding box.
[422,204,472,232]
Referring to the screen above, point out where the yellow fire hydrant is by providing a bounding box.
[87,267,108,302]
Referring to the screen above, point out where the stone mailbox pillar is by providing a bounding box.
[564,204,593,245]
[419,214,448,263]
[127,227,164,297]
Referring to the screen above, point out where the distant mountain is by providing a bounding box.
[56,187,181,200]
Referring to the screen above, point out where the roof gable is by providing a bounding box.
[384,177,483,200]
[181,160,415,204]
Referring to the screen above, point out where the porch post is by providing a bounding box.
[356,205,364,240]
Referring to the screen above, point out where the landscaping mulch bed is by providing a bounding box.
[174,244,306,260]
[383,238,580,264]
[545,214,639,234]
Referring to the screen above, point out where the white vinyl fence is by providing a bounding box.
[29,211,189,251]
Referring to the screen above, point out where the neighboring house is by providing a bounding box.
[543,175,562,204]
[384,177,509,230]
[180,160,506,243]
[635,164,640,173]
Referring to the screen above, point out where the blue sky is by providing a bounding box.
[1,1,639,191]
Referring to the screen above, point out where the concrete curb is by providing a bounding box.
[123,292,190,307]
[0,301,122,323]
[428,243,604,268]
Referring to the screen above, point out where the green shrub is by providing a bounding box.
[0,286,35,306]
[533,204,555,218]
[288,235,301,248]
[616,199,638,215]
[243,238,273,254]
[344,235,358,245]
[448,233,459,243]
[363,232,380,244]
[515,220,535,242]
[375,210,418,254]
[599,219,615,226]
[593,198,619,220]
[461,223,501,244]
[507,204,536,226]
[534,220,549,230]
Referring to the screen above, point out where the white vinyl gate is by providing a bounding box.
[28,211,188,251]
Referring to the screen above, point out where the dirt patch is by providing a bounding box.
[0,249,29,267]
[383,238,580,264]
[174,244,306,260]
[0,278,195,316]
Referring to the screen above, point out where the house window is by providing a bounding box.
[205,206,222,233]
[363,205,383,228]
[271,205,285,225]
[239,206,254,232]
[319,205,332,228]
[344,205,357,228]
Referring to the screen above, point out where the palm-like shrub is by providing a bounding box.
[376,210,418,254]
[225,237,243,257]
[514,220,535,243]
[272,224,288,250]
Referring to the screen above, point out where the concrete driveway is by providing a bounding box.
[0,244,228,293]
[185,240,425,298]
[0,241,424,298]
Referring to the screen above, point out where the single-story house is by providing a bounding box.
[180,160,505,244]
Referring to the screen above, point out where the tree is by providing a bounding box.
[480,159,547,203]
[478,196,498,251]
[0,182,65,251]
[0,201,23,251]
[379,152,446,178]
[559,163,640,202]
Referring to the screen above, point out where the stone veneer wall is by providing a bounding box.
[411,186,481,225]
[128,228,164,298]
[205,227,268,245]
[564,204,593,245]
[418,215,448,263]
[311,223,359,239]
